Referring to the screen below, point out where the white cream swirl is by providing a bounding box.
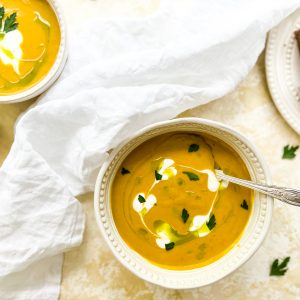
[0,30,23,74]
[133,193,157,215]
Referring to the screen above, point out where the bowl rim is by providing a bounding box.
[94,117,273,289]
[0,0,68,104]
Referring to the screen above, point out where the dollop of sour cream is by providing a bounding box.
[157,159,177,180]
[189,215,207,232]
[0,30,23,74]
[189,215,210,237]
[155,231,171,249]
[200,169,220,192]
[133,193,157,215]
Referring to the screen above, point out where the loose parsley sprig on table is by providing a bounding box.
[282,145,299,159]
[270,257,290,276]
[0,7,18,34]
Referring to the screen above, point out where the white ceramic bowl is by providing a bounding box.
[0,0,67,104]
[94,118,273,289]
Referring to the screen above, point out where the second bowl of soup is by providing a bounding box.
[94,118,273,288]
[0,0,66,103]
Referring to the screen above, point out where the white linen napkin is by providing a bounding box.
[1,0,300,299]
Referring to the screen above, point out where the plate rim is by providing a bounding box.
[266,11,300,135]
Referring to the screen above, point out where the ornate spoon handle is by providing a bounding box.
[215,170,300,206]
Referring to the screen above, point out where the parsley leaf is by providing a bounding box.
[3,12,18,33]
[165,242,175,251]
[138,195,146,203]
[206,214,216,230]
[240,199,248,210]
[282,145,299,159]
[270,257,290,276]
[121,167,130,175]
[188,144,199,152]
[0,7,4,25]
[155,170,163,180]
[181,208,189,223]
[183,171,199,181]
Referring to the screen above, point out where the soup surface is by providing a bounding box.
[0,0,60,95]
[111,133,253,270]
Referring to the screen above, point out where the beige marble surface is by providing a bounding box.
[1,1,300,299]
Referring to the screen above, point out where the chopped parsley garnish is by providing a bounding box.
[165,242,175,251]
[181,208,189,223]
[121,167,130,175]
[155,170,163,180]
[0,8,18,34]
[0,7,4,24]
[138,195,146,203]
[270,257,290,276]
[4,12,17,33]
[206,214,216,230]
[240,199,248,210]
[188,144,199,152]
[282,145,299,159]
[182,171,199,181]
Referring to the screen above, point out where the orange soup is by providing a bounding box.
[0,0,60,95]
[111,133,253,270]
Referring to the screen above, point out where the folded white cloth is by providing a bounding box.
[1,0,300,299]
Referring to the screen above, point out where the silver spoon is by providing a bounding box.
[215,169,300,206]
